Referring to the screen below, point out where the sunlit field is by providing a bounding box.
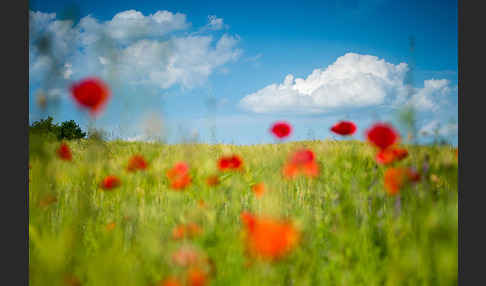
[29,136,457,286]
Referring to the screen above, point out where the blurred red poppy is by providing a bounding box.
[218,155,243,171]
[172,246,200,267]
[64,275,81,286]
[166,162,192,190]
[100,175,121,191]
[39,194,57,207]
[270,121,292,139]
[172,223,202,240]
[240,212,300,261]
[283,149,319,179]
[106,222,116,231]
[330,121,357,136]
[206,175,220,186]
[252,182,266,198]
[366,123,399,150]
[57,142,72,161]
[197,200,206,208]
[70,77,111,116]
[383,167,421,195]
[375,147,409,165]
[158,277,182,286]
[126,155,148,172]
[187,267,208,286]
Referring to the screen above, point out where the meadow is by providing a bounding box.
[29,136,458,286]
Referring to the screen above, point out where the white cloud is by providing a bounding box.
[29,10,242,90]
[105,10,189,42]
[419,120,458,137]
[239,53,456,114]
[207,15,225,30]
[405,79,455,111]
[63,63,73,79]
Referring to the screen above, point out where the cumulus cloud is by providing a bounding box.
[207,15,225,30]
[29,10,241,90]
[239,53,456,114]
[405,79,456,111]
[419,120,458,137]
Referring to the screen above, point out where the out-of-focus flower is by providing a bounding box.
[157,277,182,286]
[172,223,203,240]
[330,121,357,136]
[251,182,266,198]
[64,274,81,286]
[166,162,191,190]
[240,212,300,261]
[270,121,292,139]
[383,167,421,195]
[187,267,208,286]
[172,246,200,267]
[218,155,243,171]
[205,175,220,187]
[282,149,319,179]
[197,200,207,208]
[366,123,399,151]
[126,155,148,172]
[39,195,57,207]
[106,222,116,231]
[57,142,72,161]
[375,147,409,165]
[70,77,111,117]
[100,175,121,191]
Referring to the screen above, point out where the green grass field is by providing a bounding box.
[29,138,458,286]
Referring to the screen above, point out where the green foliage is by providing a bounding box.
[29,139,458,286]
[29,116,86,140]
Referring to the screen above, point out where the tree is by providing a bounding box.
[29,116,86,140]
[58,120,86,140]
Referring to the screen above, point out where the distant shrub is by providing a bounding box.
[29,116,86,140]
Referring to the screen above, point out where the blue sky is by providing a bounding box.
[29,0,458,145]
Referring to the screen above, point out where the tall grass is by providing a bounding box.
[29,137,457,285]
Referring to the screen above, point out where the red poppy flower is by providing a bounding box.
[290,149,315,165]
[282,149,319,179]
[172,246,200,267]
[270,121,292,139]
[70,77,111,116]
[206,175,220,186]
[240,212,300,261]
[383,167,421,195]
[197,200,206,208]
[158,277,182,286]
[187,267,208,286]
[172,223,202,240]
[57,142,72,161]
[166,162,191,190]
[100,175,121,191]
[106,222,116,231]
[126,155,148,172]
[39,195,57,207]
[330,121,357,136]
[366,123,399,151]
[218,155,243,171]
[252,182,266,198]
[64,275,81,286]
[375,147,409,165]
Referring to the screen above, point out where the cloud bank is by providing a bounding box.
[29,10,242,90]
[239,53,456,114]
